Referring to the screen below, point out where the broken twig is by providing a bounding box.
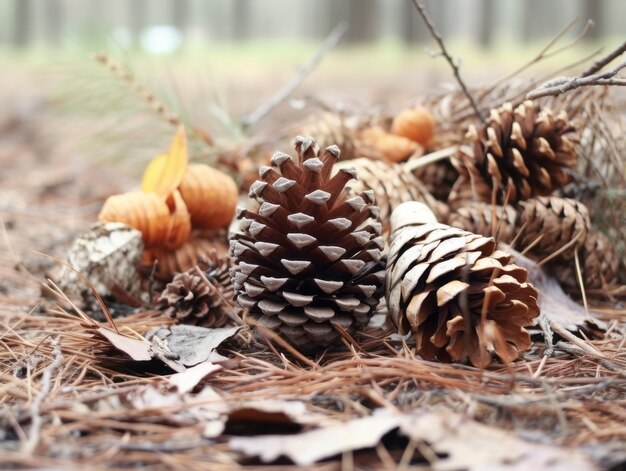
[241,21,349,131]
[411,0,484,123]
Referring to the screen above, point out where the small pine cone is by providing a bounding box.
[334,158,448,232]
[230,136,386,350]
[448,202,518,244]
[298,112,364,161]
[386,202,539,367]
[455,100,578,203]
[553,230,622,296]
[157,252,233,327]
[518,196,590,262]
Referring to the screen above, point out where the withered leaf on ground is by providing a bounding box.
[94,326,152,361]
[167,360,222,394]
[230,410,597,470]
[146,324,240,366]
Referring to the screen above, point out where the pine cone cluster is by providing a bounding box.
[447,202,518,244]
[230,136,385,350]
[386,202,539,367]
[454,100,578,204]
[157,252,234,327]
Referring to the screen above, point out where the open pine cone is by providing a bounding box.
[447,202,518,244]
[518,196,590,262]
[230,136,386,350]
[157,252,234,327]
[454,100,577,203]
[553,230,622,297]
[334,158,447,233]
[386,202,539,367]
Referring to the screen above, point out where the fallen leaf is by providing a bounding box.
[141,126,188,197]
[230,414,401,465]
[95,327,152,361]
[230,410,597,470]
[146,325,240,366]
[168,361,222,394]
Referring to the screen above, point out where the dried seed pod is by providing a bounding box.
[359,126,422,163]
[178,163,238,230]
[391,105,437,148]
[144,230,228,280]
[386,202,540,367]
[334,158,448,231]
[99,191,191,249]
[230,136,386,350]
[455,100,578,203]
[447,202,518,244]
[157,251,234,327]
[553,230,622,297]
[518,196,590,262]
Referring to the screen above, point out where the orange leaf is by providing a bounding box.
[141,126,189,197]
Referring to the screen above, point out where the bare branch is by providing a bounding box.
[410,0,484,123]
[527,61,626,99]
[241,21,349,132]
[579,39,626,77]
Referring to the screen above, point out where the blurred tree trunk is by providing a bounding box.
[478,0,495,48]
[45,0,63,46]
[171,0,189,33]
[232,0,252,40]
[130,0,148,45]
[583,0,603,40]
[344,0,377,43]
[12,0,32,48]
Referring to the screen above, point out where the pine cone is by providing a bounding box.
[412,160,458,201]
[553,230,622,297]
[518,196,590,262]
[386,202,539,367]
[230,136,386,350]
[455,100,577,203]
[447,202,518,244]
[157,252,234,327]
[334,158,448,233]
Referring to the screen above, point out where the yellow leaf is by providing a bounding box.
[141,126,189,196]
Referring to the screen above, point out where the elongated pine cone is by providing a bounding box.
[447,202,518,244]
[157,252,234,326]
[178,163,239,230]
[553,230,622,297]
[518,196,590,262]
[455,100,577,203]
[386,202,540,367]
[230,136,386,350]
[334,158,448,232]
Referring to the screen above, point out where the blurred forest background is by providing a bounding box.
[0,0,624,48]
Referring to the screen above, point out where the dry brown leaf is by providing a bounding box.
[167,361,222,394]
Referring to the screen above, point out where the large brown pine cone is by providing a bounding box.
[157,252,234,327]
[553,230,622,297]
[447,202,518,244]
[229,137,386,350]
[518,196,590,262]
[334,158,448,233]
[454,100,577,203]
[386,202,539,367]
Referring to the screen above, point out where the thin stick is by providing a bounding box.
[580,40,626,77]
[241,21,349,131]
[527,61,626,99]
[411,0,484,122]
[402,145,458,172]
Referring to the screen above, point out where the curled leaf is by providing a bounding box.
[141,125,189,197]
